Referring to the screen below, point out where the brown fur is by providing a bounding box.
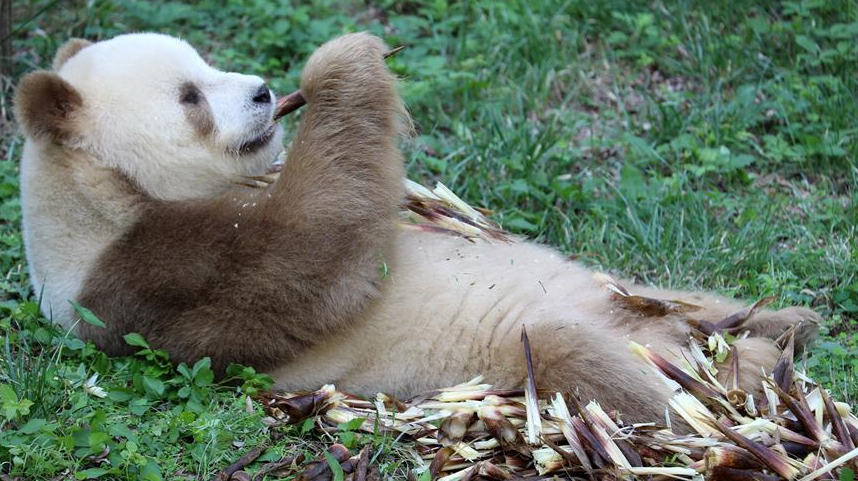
[14,72,84,143]
[75,33,405,373]
[716,337,782,396]
[628,284,820,351]
[15,39,91,143]
[179,82,216,138]
[522,298,802,422]
[52,38,92,70]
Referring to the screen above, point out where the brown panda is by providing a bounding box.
[14,32,819,424]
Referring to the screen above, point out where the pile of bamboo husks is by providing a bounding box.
[399,179,509,242]
[240,167,510,242]
[255,321,857,481]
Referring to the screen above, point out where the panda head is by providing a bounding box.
[14,33,285,201]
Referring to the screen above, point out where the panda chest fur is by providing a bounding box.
[20,143,141,329]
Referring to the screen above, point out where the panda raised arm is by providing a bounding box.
[14,32,406,372]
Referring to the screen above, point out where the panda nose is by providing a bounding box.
[252,84,271,104]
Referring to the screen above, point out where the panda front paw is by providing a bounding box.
[300,32,391,102]
[746,306,821,352]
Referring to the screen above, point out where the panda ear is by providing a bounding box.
[14,71,84,144]
[53,38,92,70]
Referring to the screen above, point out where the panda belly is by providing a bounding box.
[20,143,139,330]
[267,228,607,396]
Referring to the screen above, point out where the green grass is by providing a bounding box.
[1,0,857,479]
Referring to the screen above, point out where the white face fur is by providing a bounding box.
[58,33,285,201]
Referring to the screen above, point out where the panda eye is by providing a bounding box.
[180,90,199,105]
[179,84,201,105]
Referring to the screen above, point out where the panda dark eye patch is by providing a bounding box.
[179,83,202,105]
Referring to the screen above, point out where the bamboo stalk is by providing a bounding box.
[251,452,305,481]
[209,442,270,481]
[771,384,832,447]
[630,342,721,400]
[772,329,796,393]
[296,444,351,481]
[797,446,858,481]
[822,388,855,451]
[712,420,800,480]
[520,326,542,446]
[704,445,763,471]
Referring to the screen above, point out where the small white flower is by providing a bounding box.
[84,373,108,398]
